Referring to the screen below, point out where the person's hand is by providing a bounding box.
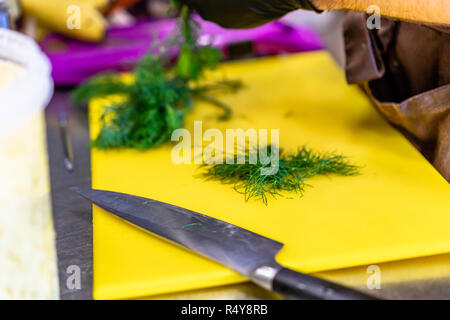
[181,0,320,28]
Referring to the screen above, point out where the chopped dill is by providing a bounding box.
[201,145,360,205]
[72,4,241,150]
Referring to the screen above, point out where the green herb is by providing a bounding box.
[72,4,241,150]
[201,145,360,205]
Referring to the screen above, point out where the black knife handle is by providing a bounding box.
[272,267,377,300]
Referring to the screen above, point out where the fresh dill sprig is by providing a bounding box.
[201,145,360,205]
[72,4,241,150]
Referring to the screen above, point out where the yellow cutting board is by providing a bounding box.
[90,51,450,300]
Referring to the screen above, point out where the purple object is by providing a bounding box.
[40,17,323,85]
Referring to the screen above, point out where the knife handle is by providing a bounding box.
[272,267,377,300]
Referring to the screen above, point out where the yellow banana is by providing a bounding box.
[21,0,107,42]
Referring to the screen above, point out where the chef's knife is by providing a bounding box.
[72,187,376,300]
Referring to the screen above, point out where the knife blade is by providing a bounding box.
[72,187,376,300]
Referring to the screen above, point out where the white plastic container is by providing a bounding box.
[0,28,58,299]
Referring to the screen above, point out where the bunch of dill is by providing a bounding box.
[72,4,241,149]
[201,146,360,205]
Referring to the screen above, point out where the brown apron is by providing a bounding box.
[343,13,450,182]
